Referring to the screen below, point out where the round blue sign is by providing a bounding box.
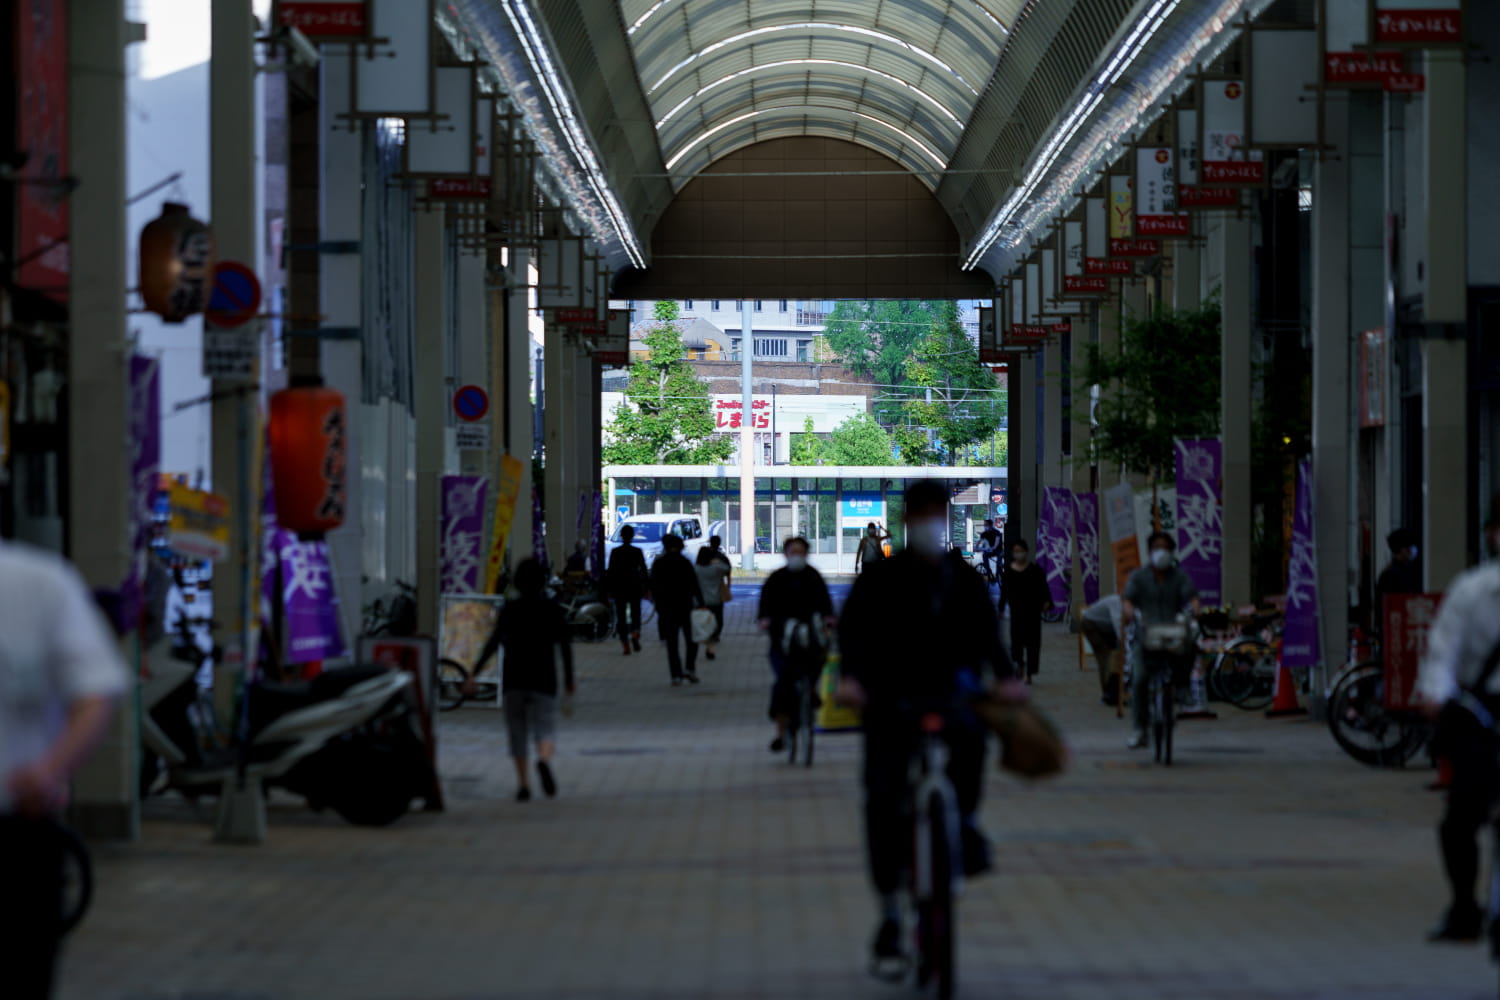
[996,503,1008,518]
[452,385,489,422]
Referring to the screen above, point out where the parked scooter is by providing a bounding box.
[140,636,436,826]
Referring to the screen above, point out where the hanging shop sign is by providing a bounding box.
[1041,245,1083,313]
[978,306,1002,363]
[1108,237,1160,260]
[166,483,231,562]
[268,383,348,537]
[15,0,69,302]
[1322,0,1405,87]
[1061,218,1108,296]
[596,309,629,366]
[1134,146,1190,238]
[1175,106,1238,209]
[349,0,433,118]
[1247,28,1322,149]
[1359,327,1388,428]
[1082,195,1129,275]
[537,237,585,310]
[274,0,367,40]
[1371,0,1465,47]
[1023,258,1042,324]
[1384,72,1426,92]
[1008,274,1024,332]
[1107,174,1133,241]
[1199,79,1265,185]
[140,203,215,323]
[406,66,476,177]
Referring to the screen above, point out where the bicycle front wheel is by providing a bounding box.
[1213,639,1276,711]
[917,791,956,999]
[437,659,468,712]
[1327,664,1424,767]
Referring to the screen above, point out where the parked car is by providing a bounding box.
[606,514,708,567]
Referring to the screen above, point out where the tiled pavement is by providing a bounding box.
[61,584,1495,999]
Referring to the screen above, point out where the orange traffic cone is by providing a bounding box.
[1428,757,1454,792]
[1265,661,1308,718]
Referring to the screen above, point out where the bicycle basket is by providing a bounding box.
[1142,622,1192,656]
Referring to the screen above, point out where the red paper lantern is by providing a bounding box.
[268,380,347,538]
[139,202,215,322]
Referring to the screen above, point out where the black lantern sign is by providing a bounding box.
[139,202,215,323]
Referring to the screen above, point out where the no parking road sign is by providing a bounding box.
[204,261,262,328]
[453,385,489,422]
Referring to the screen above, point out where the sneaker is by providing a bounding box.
[706,649,716,660]
[516,786,532,803]
[1428,906,1483,943]
[686,672,701,684]
[537,761,557,798]
[671,677,684,687]
[1127,731,1148,749]
[871,916,903,960]
[769,736,786,753]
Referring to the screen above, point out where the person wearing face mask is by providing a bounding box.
[1372,528,1422,635]
[998,538,1052,683]
[1121,531,1200,749]
[836,481,1017,968]
[1415,497,1500,944]
[758,538,834,751]
[855,522,891,574]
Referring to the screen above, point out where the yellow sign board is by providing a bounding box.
[166,482,231,562]
[486,453,526,593]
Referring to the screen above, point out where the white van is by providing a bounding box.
[606,513,708,567]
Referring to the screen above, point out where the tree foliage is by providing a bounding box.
[1078,300,1222,482]
[791,413,897,466]
[602,301,735,465]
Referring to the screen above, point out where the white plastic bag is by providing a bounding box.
[690,607,716,644]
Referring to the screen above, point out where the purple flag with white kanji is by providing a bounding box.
[1035,487,1074,610]
[1074,492,1101,606]
[1281,459,1320,668]
[1174,439,1223,606]
[262,437,346,664]
[440,475,489,594]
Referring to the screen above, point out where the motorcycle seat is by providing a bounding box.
[249,664,394,735]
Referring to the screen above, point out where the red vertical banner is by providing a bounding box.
[1382,593,1444,710]
[15,0,70,301]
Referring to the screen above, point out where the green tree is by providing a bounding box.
[823,300,943,393]
[790,416,824,466]
[1078,299,1222,483]
[825,413,896,465]
[900,302,1008,458]
[602,301,735,465]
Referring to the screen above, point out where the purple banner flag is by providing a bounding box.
[262,439,346,664]
[1074,492,1101,606]
[1174,438,1223,606]
[1281,458,1320,668]
[591,490,605,579]
[1035,486,1075,610]
[440,475,489,594]
[124,355,161,628]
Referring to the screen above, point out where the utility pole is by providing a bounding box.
[771,383,777,465]
[740,303,755,570]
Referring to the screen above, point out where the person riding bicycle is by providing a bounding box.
[1122,531,1200,749]
[758,537,833,752]
[1,541,129,997]
[855,522,891,574]
[837,481,1017,966]
[976,518,1002,579]
[606,525,649,657]
[1416,497,1500,944]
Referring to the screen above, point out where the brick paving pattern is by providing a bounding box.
[60,584,1493,999]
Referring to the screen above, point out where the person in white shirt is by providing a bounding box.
[1416,498,1500,944]
[1080,595,1125,706]
[0,541,130,996]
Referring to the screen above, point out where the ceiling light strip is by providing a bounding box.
[663,106,948,171]
[629,0,1008,38]
[503,0,646,268]
[647,23,979,98]
[655,59,964,129]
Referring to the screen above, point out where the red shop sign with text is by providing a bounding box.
[1384,73,1426,93]
[1048,321,1072,336]
[1201,161,1265,186]
[1325,50,1405,86]
[276,0,367,38]
[1374,8,1463,45]
[1108,238,1161,259]
[1085,257,1133,276]
[429,177,492,199]
[1383,592,1444,711]
[1179,185,1239,209]
[1008,323,1049,343]
[713,399,770,430]
[1136,214,1190,237]
[1064,275,1110,295]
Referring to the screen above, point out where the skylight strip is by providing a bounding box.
[629,1,1009,38]
[654,59,964,129]
[646,23,979,97]
[663,106,948,171]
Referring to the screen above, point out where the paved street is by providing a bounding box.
[61,586,1493,999]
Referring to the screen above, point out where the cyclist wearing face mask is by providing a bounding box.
[758,537,834,752]
[998,538,1051,683]
[1416,496,1500,944]
[1121,531,1200,749]
[837,481,1017,965]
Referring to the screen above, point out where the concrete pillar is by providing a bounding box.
[412,209,447,634]
[1422,48,1469,585]
[318,51,363,646]
[1008,350,1036,549]
[1218,212,1254,607]
[1042,341,1063,488]
[1173,240,1202,312]
[503,254,534,567]
[1070,305,1096,615]
[1121,279,1150,498]
[544,322,570,569]
[456,250,488,477]
[1311,94,1353,701]
[209,0,259,673]
[1096,294,1123,593]
[67,0,137,840]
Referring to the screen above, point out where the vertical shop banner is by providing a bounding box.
[1200,79,1265,185]
[1074,492,1101,606]
[126,356,162,622]
[485,453,525,591]
[262,445,345,664]
[15,0,70,300]
[1035,487,1075,611]
[1174,439,1224,606]
[1108,174,1134,240]
[1382,592,1444,710]
[1104,482,1139,595]
[1134,147,1190,238]
[440,475,488,594]
[1248,28,1321,147]
[1281,459,1320,668]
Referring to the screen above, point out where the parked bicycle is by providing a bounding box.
[436,658,498,711]
[1208,610,1282,711]
[363,580,417,637]
[1325,646,1431,768]
[870,705,964,999]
